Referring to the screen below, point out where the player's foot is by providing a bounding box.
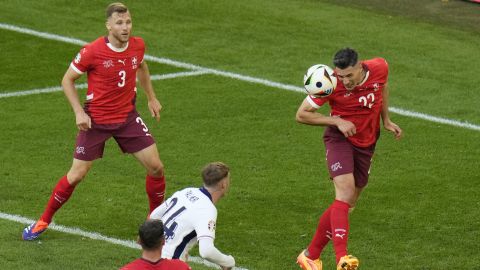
[22,220,49,240]
[337,255,359,270]
[297,250,322,270]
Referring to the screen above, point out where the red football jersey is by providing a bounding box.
[307,58,389,147]
[70,36,145,124]
[120,258,191,270]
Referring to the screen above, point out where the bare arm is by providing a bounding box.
[61,67,91,131]
[296,97,356,137]
[137,61,162,121]
[381,85,402,139]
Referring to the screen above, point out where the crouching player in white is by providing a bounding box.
[150,162,235,270]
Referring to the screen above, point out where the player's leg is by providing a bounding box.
[332,173,360,270]
[22,159,93,240]
[132,144,166,213]
[42,159,93,222]
[334,145,374,269]
[331,173,355,259]
[114,113,166,214]
[298,127,353,269]
[23,126,108,241]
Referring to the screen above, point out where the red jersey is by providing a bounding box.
[307,58,389,147]
[70,36,145,124]
[120,258,191,270]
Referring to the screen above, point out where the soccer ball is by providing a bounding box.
[303,64,337,97]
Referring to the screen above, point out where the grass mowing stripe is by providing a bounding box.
[0,71,210,99]
[1,22,479,133]
[0,212,249,270]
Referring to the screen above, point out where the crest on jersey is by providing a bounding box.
[208,220,216,232]
[74,53,81,64]
[103,60,114,69]
[131,56,138,69]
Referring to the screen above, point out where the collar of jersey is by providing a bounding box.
[140,258,163,265]
[199,187,213,202]
[357,63,370,87]
[104,36,129,52]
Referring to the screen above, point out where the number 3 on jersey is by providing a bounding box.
[162,197,187,240]
[118,70,126,87]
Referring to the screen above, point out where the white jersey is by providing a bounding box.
[150,187,217,261]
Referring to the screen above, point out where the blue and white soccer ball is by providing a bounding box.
[303,64,337,97]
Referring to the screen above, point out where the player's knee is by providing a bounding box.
[67,167,90,185]
[148,162,164,177]
[335,190,356,206]
[66,171,87,185]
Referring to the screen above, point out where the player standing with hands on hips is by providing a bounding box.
[296,48,402,270]
[23,2,167,240]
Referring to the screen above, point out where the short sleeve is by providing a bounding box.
[306,95,328,109]
[375,58,389,82]
[70,45,94,74]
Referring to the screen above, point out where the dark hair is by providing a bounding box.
[138,219,164,250]
[106,2,128,19]
[202,162,230,187]
[333,48,358,69]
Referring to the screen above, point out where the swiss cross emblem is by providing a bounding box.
[373,83,380,91]
[131,56,138,69]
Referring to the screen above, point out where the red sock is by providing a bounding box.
[331,200,350,263]
[146,175,166,213]
[40,175,76,224]
[307,207,332,259]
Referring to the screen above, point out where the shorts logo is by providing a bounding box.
[331,162,342,172]
[208,220,216,232]
[76,146,86,155]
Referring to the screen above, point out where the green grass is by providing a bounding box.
[0,0,479,269]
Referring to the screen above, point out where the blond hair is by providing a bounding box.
[106,2,128,19]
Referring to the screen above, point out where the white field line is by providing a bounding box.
[0,70,209,99]
[0,212,249,270]
[1,22,479,132]
[389,107,480,131]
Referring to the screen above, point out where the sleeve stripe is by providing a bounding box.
[197,235,215,239]
[70,63,84,74]
[306,95,321,109]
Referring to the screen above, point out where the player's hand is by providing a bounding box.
[75,111,91,131]
[335,117,356,137]
[220,255,235,270]
[383,119,402,140]
[148,98,162,122]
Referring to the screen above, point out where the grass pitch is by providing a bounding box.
[0,1,479,269]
